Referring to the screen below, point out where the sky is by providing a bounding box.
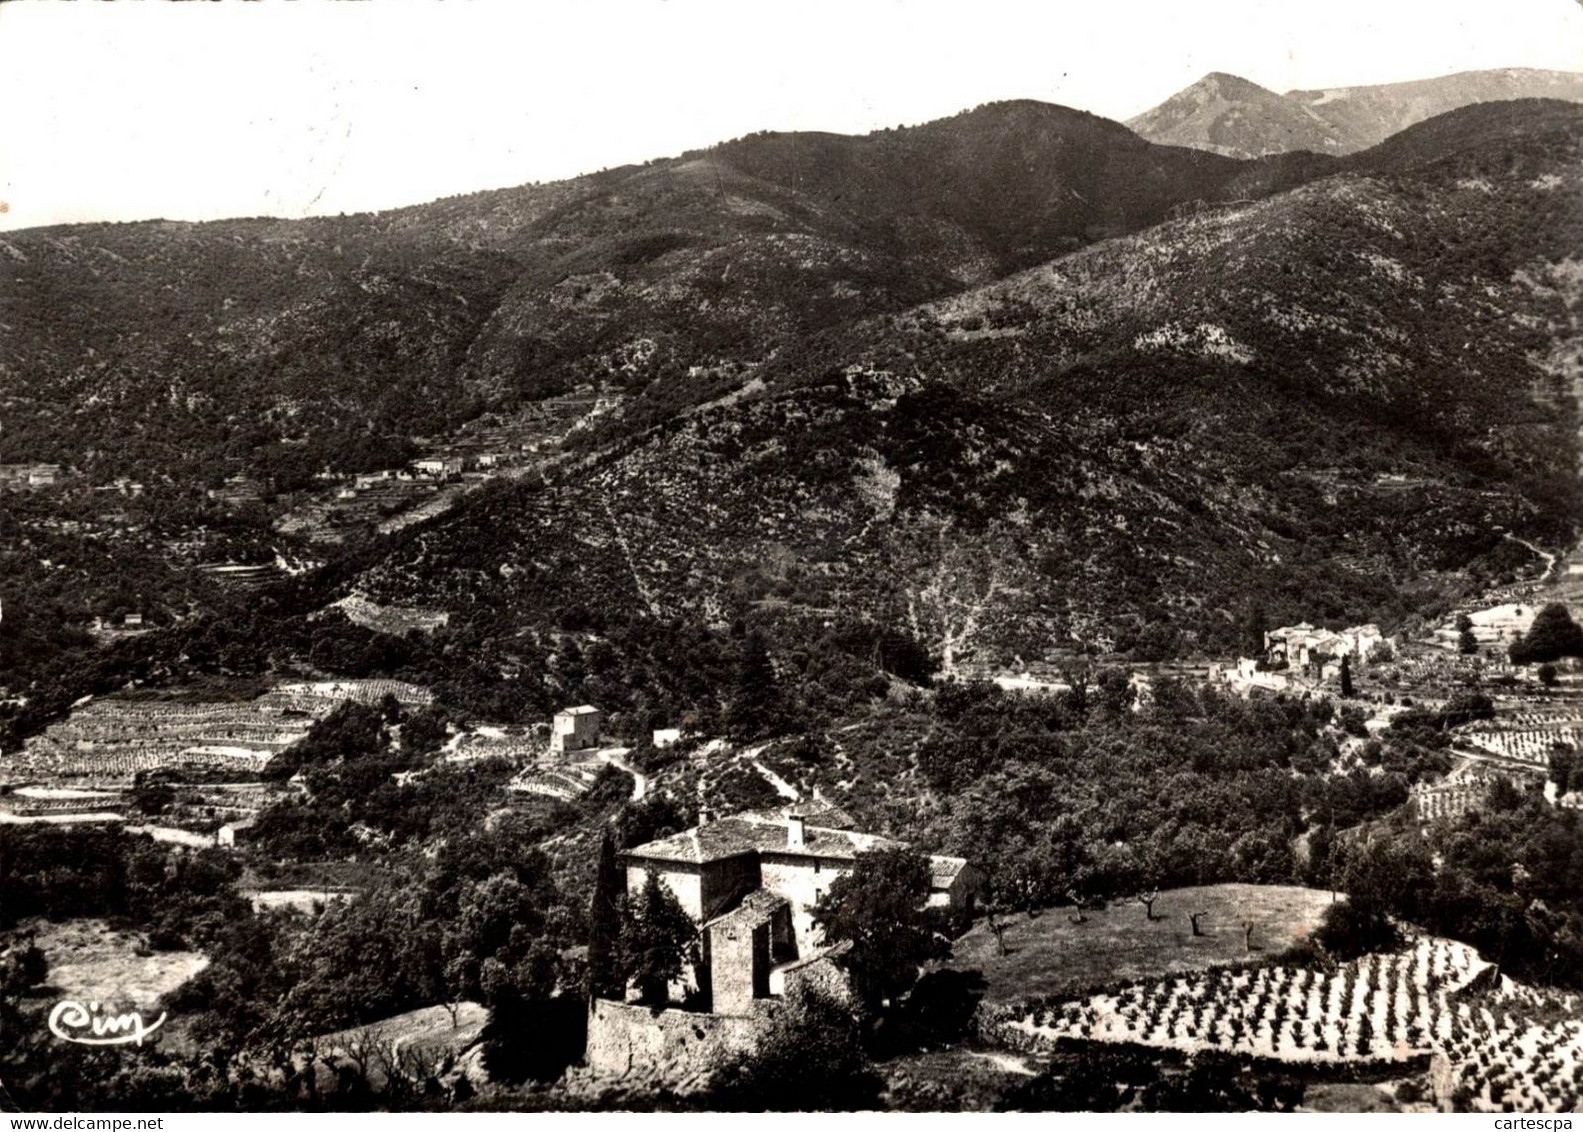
[0,0,1580,233]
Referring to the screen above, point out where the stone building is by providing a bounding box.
[0,463,62,489]
[1266,622,1385,671]
[550,705,602,757]
[621,799,983,1013]
[413,455,465,479]
[702,889,796,1015]
[216,816,258,848]
[584,949,850,1087]
[929,856,984,908]
[588,795,981,1090]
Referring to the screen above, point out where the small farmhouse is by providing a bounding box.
[217,816,258,848]
[550,705,602,756]
[0,463,63,489]
[413,455,465,480]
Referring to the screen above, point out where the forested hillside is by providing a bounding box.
[323,101,1583,696]
[2,99,1580,740]
[0,102,1272,487]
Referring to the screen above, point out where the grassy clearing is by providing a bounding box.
[26,918,207,1009]
[312,1002,489,1088]
[317,1001,488,1053]
[882,1045,1040,1111]
[950,883,1335,1004]
[243,888,358,913]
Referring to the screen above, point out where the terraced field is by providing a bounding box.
[1458,701,1583,767]
[1008,937,1482,1060]
[8,699,310,782]
[509,748,634,802]
[4,679,434,784]
[330,595,450,636]
[1462,726,1583,766]
[991,935,1583,1112]
[443,725,542,764]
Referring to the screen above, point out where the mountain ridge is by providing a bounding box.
[1,95,1580,722]
[319,100,1583,706]
[1129,66,1583,158]
[0,97,1289,484]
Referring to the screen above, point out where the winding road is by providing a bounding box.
[1500,530,1558,583]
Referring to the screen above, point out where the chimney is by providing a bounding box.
[697,805,713,827]
[787,814,805,850]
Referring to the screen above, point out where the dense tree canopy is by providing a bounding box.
[812,847,950,1013]
[618,871,698,1006]
[1509,603,1583,665]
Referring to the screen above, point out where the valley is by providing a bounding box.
[2,71,1582,1115]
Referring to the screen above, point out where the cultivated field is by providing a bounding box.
[5,678,433,784]
[244,888,358,913]
[331,595,450,636]
[953,884,1335,1004]
[1012,936,1482,1060]
[986,930,1583,1113]
[1462,724,1583,766]
[10,698,307,781]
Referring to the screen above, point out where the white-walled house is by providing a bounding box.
[550,705,602,757]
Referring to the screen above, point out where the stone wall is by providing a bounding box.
[585,999,772,1090]
[779,949,853,1005]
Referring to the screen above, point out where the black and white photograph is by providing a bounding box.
[2,0,1583,1116]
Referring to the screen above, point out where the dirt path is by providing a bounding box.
[750,755,799,801]
[1502,530,1558,582]
[602,497,660,617]
[598,750,647,800]
[964,1051,1037,1076]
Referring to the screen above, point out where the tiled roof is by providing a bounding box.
[929,855,968,882]
[704,888,788,931]
[774,939,852,974]
[739,797,858,829]
[559,705,600,715]
[625,813,906,865]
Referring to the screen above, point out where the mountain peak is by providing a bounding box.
[1126,72,1336,158]
[1196,71,1278,95]
[1133,66,1583,157]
